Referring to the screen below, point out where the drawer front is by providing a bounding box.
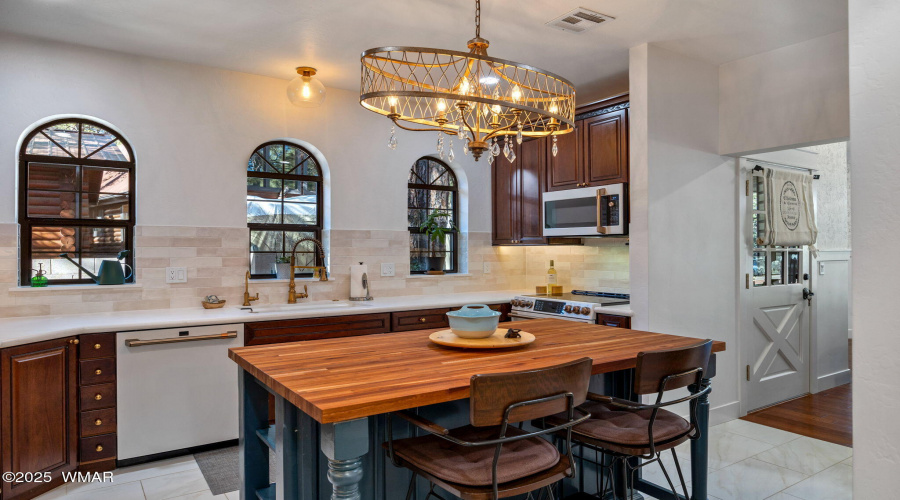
[597,314,631,329]
[80,408,117,437]
[80,383,117,411]
[79,358,116,385]
[79,433,117,462]
[245,313,391,346]
[79,332,116,359]
[391,308,450,332]
[449,303,511,323]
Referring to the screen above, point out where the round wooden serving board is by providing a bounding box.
[429,328,536,349]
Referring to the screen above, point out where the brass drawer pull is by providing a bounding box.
[94,393,103,401]
[94,369,102,375]
[94,419,103,426]
[419,317,427,323]
[95,444,103,452]
[94,343,102,350]
[69,339,79,344]
[125,331,237,347]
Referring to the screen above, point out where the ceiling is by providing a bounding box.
[0,0,847,103]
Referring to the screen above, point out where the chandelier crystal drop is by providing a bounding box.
[448,139,455,162]
[388,125,398,150]
[551,135,558,157]
[359,0,575,161]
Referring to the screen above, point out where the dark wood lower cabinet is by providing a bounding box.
[1,338,78,500]
[245,313,392,346]
[596,314,631,329]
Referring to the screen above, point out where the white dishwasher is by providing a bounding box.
[116,323,243,460]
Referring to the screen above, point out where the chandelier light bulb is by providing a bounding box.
[458,78,471,95]
[287,67,326,108]
[511,85,522,103]
[436,99,447,112]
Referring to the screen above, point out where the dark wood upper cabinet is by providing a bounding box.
[545,123,581,191]
[546,95,629,191]
[492,140,548,245]
[518,138,548,244]
[1,337,78,500]
[583,108,629,186]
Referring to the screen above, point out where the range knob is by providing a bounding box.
[564,305,573,313]
[524,301,533,308]
[511,300,520,307]
[580,307,591,315]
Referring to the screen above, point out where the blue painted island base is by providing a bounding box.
[238,367,713,500]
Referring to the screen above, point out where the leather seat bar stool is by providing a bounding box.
[548,340,712,500]
[384,358,594,500]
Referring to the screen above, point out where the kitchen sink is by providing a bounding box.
[240,301,373,313]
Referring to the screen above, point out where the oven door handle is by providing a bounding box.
[125,331,238,347]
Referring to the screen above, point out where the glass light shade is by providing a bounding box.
[287,68,326,107]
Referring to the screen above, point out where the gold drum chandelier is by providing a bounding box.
[359,0,575,163]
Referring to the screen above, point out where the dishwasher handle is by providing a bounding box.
[125,331,238,347]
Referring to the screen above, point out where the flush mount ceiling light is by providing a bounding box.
[359,0,575,163]
[287,66,326,107]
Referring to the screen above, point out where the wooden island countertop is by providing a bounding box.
[228,318,726,424]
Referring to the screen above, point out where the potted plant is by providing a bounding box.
[419,211,456,274]
[274,256,292,279]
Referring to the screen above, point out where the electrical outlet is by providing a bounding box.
[381,263,395,277]
[166,267,187,283]
[483,262,491,274]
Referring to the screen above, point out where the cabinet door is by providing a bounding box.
[391,308,450,332]
[583,109,628,186]
[491,148,520,245]
[245,313,392,345]
[1,338,77,500]
[518,138,548,244]
[546,122,583,191]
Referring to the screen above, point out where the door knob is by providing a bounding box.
[802,288,815,306]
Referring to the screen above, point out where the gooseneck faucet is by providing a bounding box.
[288,237,328,304]
[243,270,259,307]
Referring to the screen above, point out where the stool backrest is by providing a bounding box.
[469,357,592,427]
[634,340,713,395]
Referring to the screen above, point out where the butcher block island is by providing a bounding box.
[228,318,725,500]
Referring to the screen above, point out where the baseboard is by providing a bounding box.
[116,439,238,468]
[816,369,852,392]
[710,400,741,426]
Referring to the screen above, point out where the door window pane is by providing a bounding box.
[771,251,785,285]
[753,251,767,287]
[787,252,801,284]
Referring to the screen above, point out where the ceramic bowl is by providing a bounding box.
[446,304,501,339]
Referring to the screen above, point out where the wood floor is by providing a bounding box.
[741,383,852,447]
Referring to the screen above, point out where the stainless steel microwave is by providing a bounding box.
[542,183,628,236]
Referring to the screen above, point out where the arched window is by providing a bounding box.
[408,157,458,274]
[19,118,135,285]
[247,141,323,278]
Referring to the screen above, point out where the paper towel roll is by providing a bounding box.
[350,263,367,299]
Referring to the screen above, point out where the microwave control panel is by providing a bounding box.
[600,194,620,227]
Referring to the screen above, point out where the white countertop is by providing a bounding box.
[0,291,632,348]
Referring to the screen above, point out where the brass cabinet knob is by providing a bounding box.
[95,444,103,452]
[94,419,103,426]
[68,338,79,344]
[94,393,103,401]
[94,343,102,350]
[94,369,102,375]
[418,317,427,323]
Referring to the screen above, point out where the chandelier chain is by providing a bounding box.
[475,0,481,38]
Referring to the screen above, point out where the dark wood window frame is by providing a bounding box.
[408,157,459,274]
[18,118,136,286]
[247,141,323,279]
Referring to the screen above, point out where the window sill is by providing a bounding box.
[407,273,472,279]
[250,278,322,284]
[9,283,144,293]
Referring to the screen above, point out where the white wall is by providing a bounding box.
[719,30,850,156]
[630,44,739,422]
[848,0,900,496]
[0,33,491,232]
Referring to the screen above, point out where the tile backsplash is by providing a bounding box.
[0,224,629,318]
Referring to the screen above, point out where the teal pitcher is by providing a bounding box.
[59,250,132,285]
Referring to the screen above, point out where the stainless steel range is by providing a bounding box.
[510,290,630,324]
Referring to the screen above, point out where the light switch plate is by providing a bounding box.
[381,263,395,277]
[819,262,826,275]
[166,267,187,283]
[483,262,492,274]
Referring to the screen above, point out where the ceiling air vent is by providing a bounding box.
[546,7,614,33]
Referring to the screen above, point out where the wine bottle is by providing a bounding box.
[547,260,558,289]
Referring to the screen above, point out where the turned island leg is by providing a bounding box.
[321,417,369,500]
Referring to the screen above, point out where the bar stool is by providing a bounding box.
[384,358,594,500]
[550,340,712,499]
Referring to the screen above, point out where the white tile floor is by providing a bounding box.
[33,420,851,500]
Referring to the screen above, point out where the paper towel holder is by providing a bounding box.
[350,261,374,301]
